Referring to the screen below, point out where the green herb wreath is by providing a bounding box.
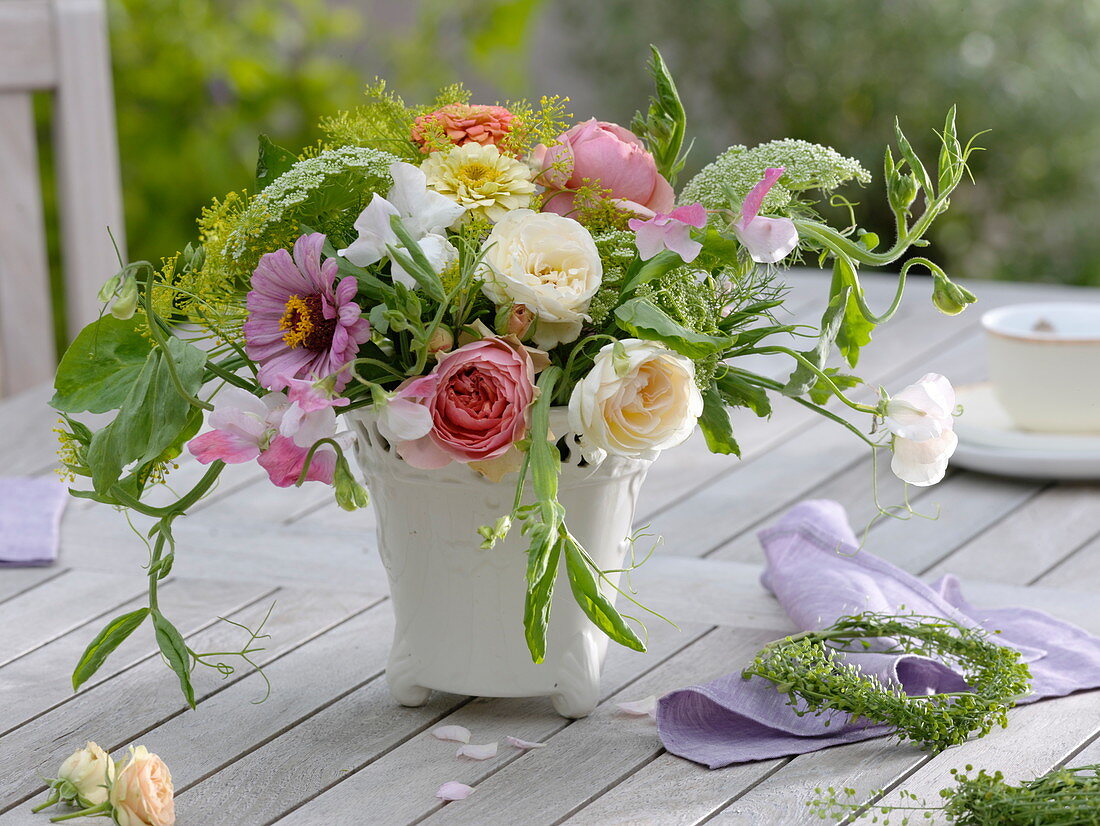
[741,612,1032,753]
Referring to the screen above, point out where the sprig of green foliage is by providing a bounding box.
[810,764,1100,825]
[742,612,1031,753]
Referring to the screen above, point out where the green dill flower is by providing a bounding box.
[680,139,872,213]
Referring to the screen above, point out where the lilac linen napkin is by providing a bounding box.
[0,477,68,567]
[656,499,1100,768]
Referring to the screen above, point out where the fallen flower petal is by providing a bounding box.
[436,781,475,801]
[505,736,546,750]
[617,696,658,718]
[456,742,498,760]
[431,725,471,744]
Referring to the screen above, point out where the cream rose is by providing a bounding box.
[57,741,114,806]
[109,746,175,826]
[568,339,703,460]
[479,209,602,350]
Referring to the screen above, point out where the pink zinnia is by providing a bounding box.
[411,103,515,153]
[244,233,371,391]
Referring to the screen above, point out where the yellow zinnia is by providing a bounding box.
[421,143,535,222]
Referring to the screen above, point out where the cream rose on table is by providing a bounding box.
[569,339,704,461]
[110,745,176,826]
[37,741,115,810]
[479,209,603,350]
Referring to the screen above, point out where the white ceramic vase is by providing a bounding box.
[350,408,655,718]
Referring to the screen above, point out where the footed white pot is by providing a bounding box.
[351,408,655,718]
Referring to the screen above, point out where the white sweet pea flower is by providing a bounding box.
[338,161,465,288]
[883,373,958,486]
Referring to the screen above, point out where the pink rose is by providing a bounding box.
[532,119,675,218]
[411,103,515,152]
[396,337,536,469]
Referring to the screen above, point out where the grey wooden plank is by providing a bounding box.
[403,627,780,826]
[0,587,378,812]
[924,483,1100,586]
[0,385,63,476]
[269,615,708,826]
[58,505,388,592]
[1031,531,1100,591]
[0,567,66,605]
[0,577,272,735]
[0,569,147,667]
[562,751,785,826]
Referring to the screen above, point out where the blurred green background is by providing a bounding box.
[94,0,1100,288]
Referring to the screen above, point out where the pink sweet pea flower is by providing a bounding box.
[188,386,338,487]
[280,375,349,448]
[627,203,708,262]
[734,167,799,264]
[376,374,438,444]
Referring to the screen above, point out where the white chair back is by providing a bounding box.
[0,0,125,396]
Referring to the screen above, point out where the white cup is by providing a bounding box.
[982,303,1100,433]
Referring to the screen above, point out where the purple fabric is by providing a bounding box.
[0,477,67,567]
[656,499,1100,768]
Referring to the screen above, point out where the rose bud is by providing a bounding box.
[56,741,114,807]
[427,325,454,353]
[504,304,534,339]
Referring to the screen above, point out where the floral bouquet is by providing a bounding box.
[51,48,979,707]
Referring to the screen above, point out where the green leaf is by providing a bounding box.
[698,384,740,456]
[521,366,565,662]
[388,215,447,302]
[817,256,876,368]
[562,536,645,652]
[523,537,562,664]
[894,117,933,197]
[621,250,682,295]
[51,316,153,414]
[809,368,863,406]
[783,286,850,397]
[614,297,736,359]
[152,612,195,708]
[717,370,772,418]
[255,134,298,190]
[72,608,149,691]
[86,337,207,494]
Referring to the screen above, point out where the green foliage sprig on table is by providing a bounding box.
[810,764,1100,825]
[741,613,1032,753]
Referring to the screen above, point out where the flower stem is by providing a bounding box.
[50,801,111,822]
[31,793,60,813]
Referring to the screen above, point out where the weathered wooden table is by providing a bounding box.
[1,272,1098,825]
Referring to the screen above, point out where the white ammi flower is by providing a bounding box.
[883,372,958,486]
[338,161,465,289]
[479,209,603,350]
[568,339,703,461]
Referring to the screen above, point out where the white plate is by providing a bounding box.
[952,384,1100,479]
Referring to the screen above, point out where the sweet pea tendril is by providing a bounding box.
[741,612,1032,753]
